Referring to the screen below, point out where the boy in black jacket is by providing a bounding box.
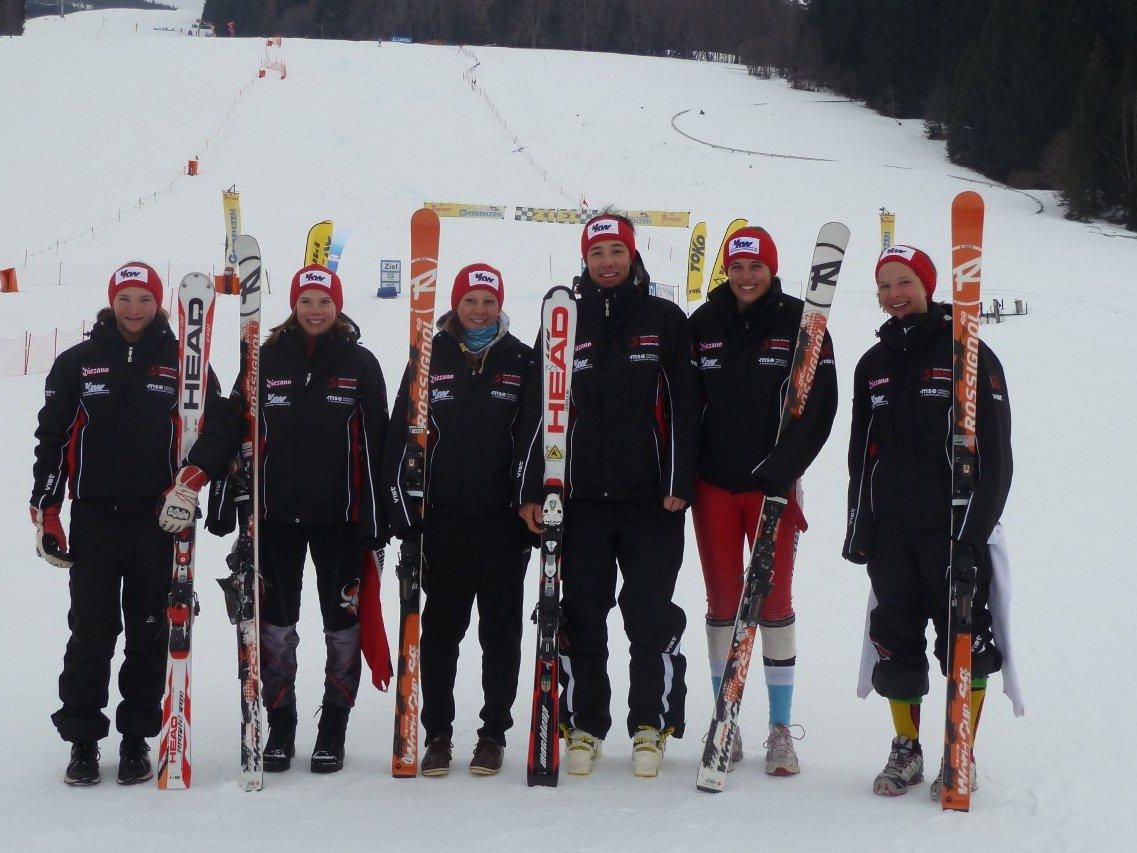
[517,214,699,778]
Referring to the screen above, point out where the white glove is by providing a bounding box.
[30,506,74,569]
[158,465,208,533]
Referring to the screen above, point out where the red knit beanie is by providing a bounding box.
[580,215,636,259]
[723,226,779,277]
[451,263,504,311]
[875,245,937,299]
[290,264,343,312]
[108,262,164,306]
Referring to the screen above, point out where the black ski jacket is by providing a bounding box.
[843,303,1012,562]
[382,314,532,535]
[515,258,699,505]
[690,281,837,495]
[31,312,236,514]
[237,320,389,542]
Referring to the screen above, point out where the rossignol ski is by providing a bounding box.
[216,234,265,791]
[526,286,578,788]
[696,222,849,794]
[942,191,984,813]
[158,272,216,790]
[392,208,440,777]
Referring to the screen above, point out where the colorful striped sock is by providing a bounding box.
[889,698,922,741]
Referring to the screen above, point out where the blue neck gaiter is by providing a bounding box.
[463,323,499,353]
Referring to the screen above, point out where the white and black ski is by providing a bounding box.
[216,235,265,791]
[158,272,216,789]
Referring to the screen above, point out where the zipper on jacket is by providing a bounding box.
[305,372,311,387]
[127,346,133,363]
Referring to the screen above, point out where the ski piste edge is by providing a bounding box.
[392,207,440,778]
[943,191,984,813]
[526,286,578,787]
[695,221,849,794]
[157,272,216,790]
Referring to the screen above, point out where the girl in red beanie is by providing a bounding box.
[689,225,838,778]
[31,262,237,786]
[227,263,390,775]
[845,245,1013,798]
[383,262,532,777]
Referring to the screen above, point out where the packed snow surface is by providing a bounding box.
[2,4,1134,850]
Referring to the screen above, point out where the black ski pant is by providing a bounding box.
[866,521,1002,700]
[420,508,528,746]
[558,497,688,740]
[52,501,172,744]
[259,519,363,711]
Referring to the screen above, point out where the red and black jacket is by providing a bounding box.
[31,313,235,514]
[244,320,389,543]
[843,303,1013,562]
[382,314,532,536]
[515,258,699,505]
[689,281,837,495]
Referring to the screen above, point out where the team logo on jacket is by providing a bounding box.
[328,376,358,391]
[628,352,659,364]
[265,378,291,389]
[919,387,950,399]
[573,357,592,372]
[430,373,454,383]
[431,388,453,403]
[698,341,723,351]
[339,579,360,616]
[265,393,290,408]
[699,356,721,370]
[762,338,792,353]
[492,372,522,386]
[870,393,888,409]
[81,365,110,378]
[758,356,788,368]
[82,381,110,397]
[922,367,952,383]
[627,335,660,348]
[868,376,889,389]
[575,341,592,353]
[146,382,176,396]
[325,394,354,405]
[148,365,178,381]
[491,390,519,402]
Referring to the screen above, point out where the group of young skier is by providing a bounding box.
[29,212,1012,798]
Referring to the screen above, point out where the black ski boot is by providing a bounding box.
[65,742,100,786]
[311,705,349,774]
[117,735,152,785]
[264,706,298,772]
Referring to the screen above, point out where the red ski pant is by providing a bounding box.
[692,479,804,623]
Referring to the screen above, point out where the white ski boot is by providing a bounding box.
[873,736,924,796]
[565,729,602,776]
[632,726,669,778]
[764,724,801,776]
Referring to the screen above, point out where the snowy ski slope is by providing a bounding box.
[1,4,1135,850]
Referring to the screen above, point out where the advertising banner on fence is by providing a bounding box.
[514,206,689,227]
[426,202,506,220]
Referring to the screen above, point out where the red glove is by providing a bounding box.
[30,505,73,568]
[158,465,209,533]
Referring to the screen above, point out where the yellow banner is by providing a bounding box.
[621,209,691,228]
[880,211,896,252]
[707,218,748,292]
[222,191,242,267]
[687,221,707,303]
[305,220,333,267]
[426,202,506,219]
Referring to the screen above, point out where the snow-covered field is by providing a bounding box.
[2,4,1135,850]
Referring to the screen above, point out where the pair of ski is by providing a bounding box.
[694,193,985,814]
[158,236,265,792]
